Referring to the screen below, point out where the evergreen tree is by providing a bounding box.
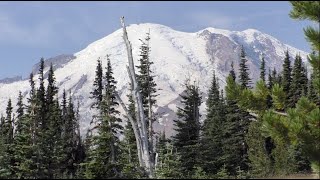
[136,32,158,165]
[281,50,292,107]
[0,99,14,178]
[120,94,143,178]
[62,94,78,178]
[308,72,320,105]
[301,64,309,96]
[155,132,182,179]
[272,68,281,85]
[224,74,252,176]
[230,61,236,81]
[268,68,273,90]
[260,56,266,82]
[73,101,86,179]
[290,1,320,96]
[43,63,63,178]
[13,92,36,179]
[90,58,104,109]
[85,57,123,179]
[201,71,225,175]
[288,54,305,108]
[172,80,201,178]
[245,118,274,178]
[238,46,251,89]
[266,68,273,108]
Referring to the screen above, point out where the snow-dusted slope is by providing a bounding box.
[0,23,309,137]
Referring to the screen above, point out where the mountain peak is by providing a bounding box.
[0,22,309,137]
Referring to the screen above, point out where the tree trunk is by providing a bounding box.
[115,92,143,166]
[119,16,154,178]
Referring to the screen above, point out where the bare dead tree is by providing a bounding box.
[115,16,154,178]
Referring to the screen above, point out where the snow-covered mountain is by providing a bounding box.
[0,23,309,137]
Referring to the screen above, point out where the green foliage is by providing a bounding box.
[260,56,266,82]
[246,120,274,178]
[288,54,308,107]
[271,84,286,110]
[238,46,252,89]
[90,58,104,109]
[201,72,225,175]
[290,1,320,95]
[84,57,123,179]
[192,166,209,179]
[173,80,201,177]
[216,165,230,179]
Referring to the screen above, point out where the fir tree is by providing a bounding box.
[155,132,181,179]
[245,118,274,178]
[266,68,273,108]
[13,92,35,179]
[230,61,236,81]
[172,80,201,177]
[201,71,225,175]
[260,56,266,82]
[62,94,78,178]
[308,73,320,105]
[31,58,46,178]
[0,99,14,178]
[90,58,104,109]
[85,57,123,179]
[136,32,158,165]
[288,54,304,108]
[281,50,292,107]
[120,94,143,178]
[43,63,63,178]
[238,46,251,89]
[224,74,252,176]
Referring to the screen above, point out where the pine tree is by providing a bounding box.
[268,68,273,90]
[281,50,292,107]
[230,61,236,81]
[136,31,158,166]
[308,72,320,105]
[62,94,78,178]
[260,56,266,82]
[238,46,251,89]
[245,118,274,178]
[272,68,281,85]
[90,58,104,109]
[224,61,255,176]
[224,75,252,176]
[73,101,86,179]
[301,64,309,96]
[13,92,36,179]
[288,54,304,108]
[32,58,48,178]
[172,80,201,178]
[0,99,14,178]
[20,72,38,178]
[201,71,225,175]
[43,63,64,178]
[85,57,123,178]
[266,68,273,108]
[290,1,320,96]
[155,132,181,179]
[120,94,143,178]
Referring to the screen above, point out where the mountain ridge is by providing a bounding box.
[0,23,309,137]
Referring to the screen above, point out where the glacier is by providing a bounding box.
[0,23,309,137]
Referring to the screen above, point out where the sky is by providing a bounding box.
[0,1,314,79]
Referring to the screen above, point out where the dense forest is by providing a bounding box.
[0,1,319,179]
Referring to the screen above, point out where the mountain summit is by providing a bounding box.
[0,23,309,136]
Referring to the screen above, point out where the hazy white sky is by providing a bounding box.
[0,1,313,79]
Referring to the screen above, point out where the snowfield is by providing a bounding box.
[0,23,309,137]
